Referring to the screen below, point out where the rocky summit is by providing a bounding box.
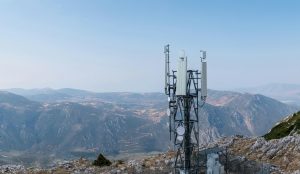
[225,135,300,174]
[0,152,175,174]
[2,134,300,174]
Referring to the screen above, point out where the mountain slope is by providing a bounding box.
[203,90,298,136]
[223,111,300,173]
[206,89,241,106]
[226,134,300,173]
[0,92,169,163]
[32,102,169,156]
[224,93,296,135]
[0,92,42,150]
[0,89,297,166]
[264,111,300,140]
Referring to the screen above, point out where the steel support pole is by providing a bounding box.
[184,97,191,173]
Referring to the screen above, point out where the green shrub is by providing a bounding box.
[263,111,300,140]
[92,153,112,167]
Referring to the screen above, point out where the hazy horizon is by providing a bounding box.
[1,1,300,92]
[1,82,300,94]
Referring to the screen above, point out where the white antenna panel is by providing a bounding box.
[201,62,207,99]
[176,56,187,96]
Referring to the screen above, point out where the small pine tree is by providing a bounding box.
[93,153,112,167]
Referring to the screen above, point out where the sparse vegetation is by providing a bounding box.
[116,159,124,165]
[92,153,112,167]
[264,111,300,140]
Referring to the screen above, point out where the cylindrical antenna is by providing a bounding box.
[164,45,170,95]
[200,50,207,100]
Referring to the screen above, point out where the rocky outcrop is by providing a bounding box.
[0,153,175,174]
[2,135,300,174]
[226,135,300,173]
[0,165,26,174]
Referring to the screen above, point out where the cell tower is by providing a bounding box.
[164,45,207,174]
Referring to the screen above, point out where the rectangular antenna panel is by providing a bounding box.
[164,45,169,93]
[201,62,207,98]
[176,57,187,96]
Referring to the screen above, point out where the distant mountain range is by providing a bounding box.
[237,83,300,106]
[0,88,298,166]
[205,89,298,137]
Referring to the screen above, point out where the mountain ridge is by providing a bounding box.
[0,89,298,166]
[236,83,300,106]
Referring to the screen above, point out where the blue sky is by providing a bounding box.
[0,0,300,92]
